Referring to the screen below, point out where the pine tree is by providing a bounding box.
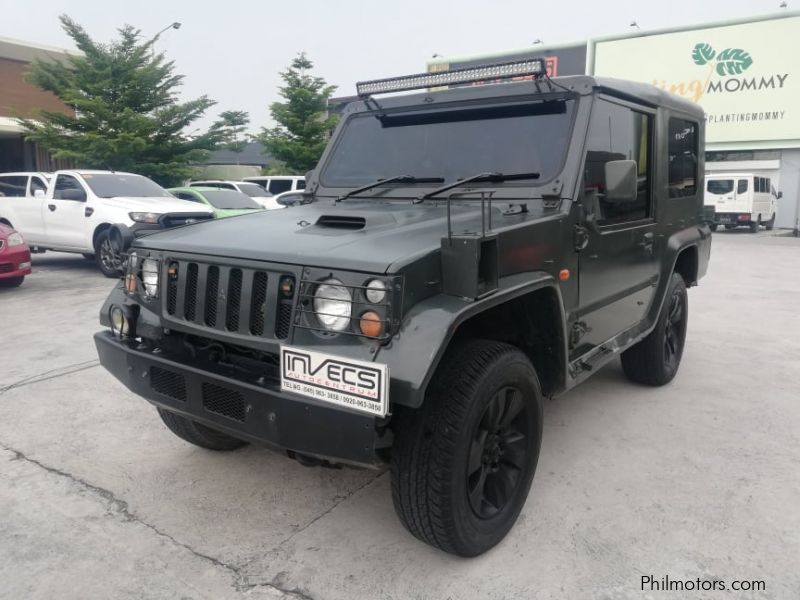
[20,15,238,185]
[256,53,338,174]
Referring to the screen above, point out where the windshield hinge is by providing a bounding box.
[541,181,563,209]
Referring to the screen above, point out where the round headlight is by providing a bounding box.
[313,278,352,331]
[365,279,387,304]
[141,258,159,297]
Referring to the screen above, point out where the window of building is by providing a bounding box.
[668,118,698,197]
[737,179,748,194]
[582,99,652,225]
[0,175,28,197]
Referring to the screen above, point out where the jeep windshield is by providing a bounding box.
[81,173,172,198]
[321,99,575,189]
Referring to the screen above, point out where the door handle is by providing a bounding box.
[48,204,56,211]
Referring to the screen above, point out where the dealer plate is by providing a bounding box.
[280,346,389,417]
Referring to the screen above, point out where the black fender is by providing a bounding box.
[376,270,567,409]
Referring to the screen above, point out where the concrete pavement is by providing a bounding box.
[0,232,798,599]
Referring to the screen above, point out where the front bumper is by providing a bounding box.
[94,331,386,467]
[0,245,32,279]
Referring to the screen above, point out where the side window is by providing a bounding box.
[583,99,652,225]
[53,175,85,200]
[765,178,771,194]
[668,118,698,198]
[0,175,28,197]
[771,183,778,197]
[737,179,748,194]
[756,178,764,193]
[269,180,293,194]
[30,177,48,196]
[175,192,200,202]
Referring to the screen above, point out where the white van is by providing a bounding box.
[704,173,781,232]
[242,175,305,195]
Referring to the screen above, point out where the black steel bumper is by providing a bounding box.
[94,331,385,467]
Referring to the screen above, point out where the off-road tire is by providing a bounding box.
[94,229,123,278]
[621,273,688,386]
[391,340,543,556]
[0,276,24,287]
[157,408,248,451]
[749,219,759,233]
[765,213,776,231]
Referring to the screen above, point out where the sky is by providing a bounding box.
[0,0,789,133]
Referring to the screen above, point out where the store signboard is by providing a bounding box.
[593,16,800,147]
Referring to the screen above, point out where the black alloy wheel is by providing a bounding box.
[95,230,123,277]
[467,386,530,519]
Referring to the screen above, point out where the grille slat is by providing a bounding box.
[184,263,199,321]
[204,266,220,326]
[202,382,246,422]
[249,272,268,335]
[193,264,209,325]
[226,269,243,332]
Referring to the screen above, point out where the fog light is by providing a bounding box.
[109,305,130,336]
[18,261,31,270]
[359,310,384,338]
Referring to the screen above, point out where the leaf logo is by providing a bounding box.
[691,43,753,75]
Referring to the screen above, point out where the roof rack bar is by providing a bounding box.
[356,59,547,97]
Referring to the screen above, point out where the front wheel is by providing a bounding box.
[0,276,24,288]
[157,409,248,451]
[621,273,688,386]
[391,340,543,556]
[94,230,123,278]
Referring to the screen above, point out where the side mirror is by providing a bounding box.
[60,188,87,202]
[777,191,783,199]
[604,160,638,204]
[33,189,46,199]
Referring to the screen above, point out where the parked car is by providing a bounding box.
[95,62,710,556]
[188,180,282,209]
[0,172,51,198]
[704,173,780,232]
[242,175,305,195]
[168,187,265,218]
[0,170,213,277]
[0,223,32,287]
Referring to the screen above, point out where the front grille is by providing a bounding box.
[0,263,12,273]
[164,260,294,340]
[202,382,246,422]
[0,240,4,250]
[150,367,187,401]
[160,213,213,229]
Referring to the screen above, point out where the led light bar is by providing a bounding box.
[356,59,547,97]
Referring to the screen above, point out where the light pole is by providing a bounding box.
[153,22,181,42]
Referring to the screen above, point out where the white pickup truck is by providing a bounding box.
[0,170,213,276]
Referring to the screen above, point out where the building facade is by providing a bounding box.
[0,36,75,172]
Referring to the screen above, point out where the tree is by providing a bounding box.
[20,15,240,185]
[256,53,338,174]
[211,110,250,154]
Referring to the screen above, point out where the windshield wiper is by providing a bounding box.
[336,175,444,202]
[414,171,541,203]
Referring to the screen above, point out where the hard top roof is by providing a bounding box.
[345,75,703,120]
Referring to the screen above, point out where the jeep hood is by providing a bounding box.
[134,200,514,273]
[103,196,213,215]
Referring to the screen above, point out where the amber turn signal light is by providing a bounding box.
[125,273,138,293]
[359,310,383,337]
[559,269,570,281]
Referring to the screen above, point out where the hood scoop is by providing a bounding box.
[315,215,367,230]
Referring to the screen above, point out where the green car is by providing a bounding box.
[168,186,264,218]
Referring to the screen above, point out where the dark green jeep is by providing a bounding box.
[95,60,711,556]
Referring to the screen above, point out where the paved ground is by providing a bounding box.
[1,231,798,600]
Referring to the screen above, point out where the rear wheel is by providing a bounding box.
[391,340,543,556]
[94,230,123,277]
[709,223,718,232]
[621,273,688,386]
[157,408,248,451]
[749,218,760,233]
[765,213,776,231]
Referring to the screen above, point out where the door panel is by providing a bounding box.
[44,175,91,249]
